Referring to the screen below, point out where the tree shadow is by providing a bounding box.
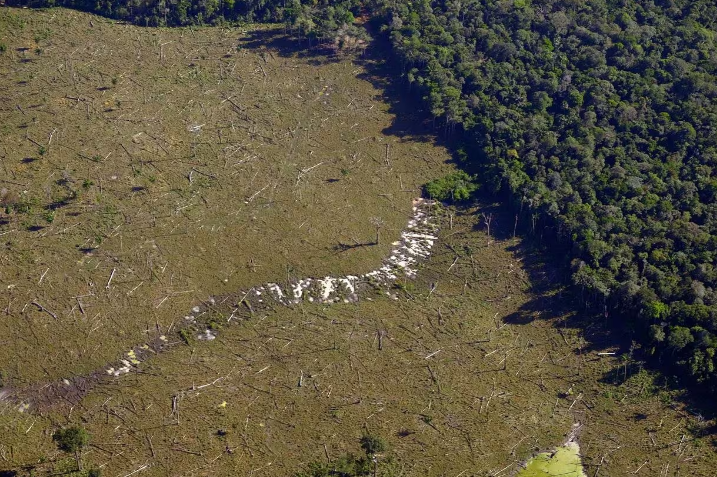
[239,28,342,65]
[480,202,717,426]
[237,27,454,150]
[500,237,619,355]
[46,196,76,211]
[353,32,450,146]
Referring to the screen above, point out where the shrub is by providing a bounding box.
[53,426,89,471]
[179,329,192,344]
[296,434,387,476]
[296,454,371,477]
[53,426,89,454]
[423,171,478,202]
[360,434,386,455]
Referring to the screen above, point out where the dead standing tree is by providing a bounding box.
[370,216,385,245]
[482,212,494,237]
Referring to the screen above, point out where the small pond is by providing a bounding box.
[516,442,586,477]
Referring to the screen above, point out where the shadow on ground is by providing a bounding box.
[481,203,717,426]
[239,27,450,147]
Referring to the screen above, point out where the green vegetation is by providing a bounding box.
[407,0,715,390]
[296,435,387,477]
[179,329,192,344]
[517,443,586,477]
[52,426,89,471]
[376,0,717,391]
[359,434,386,456]
[53,426,89,453]
[423,171,477,202]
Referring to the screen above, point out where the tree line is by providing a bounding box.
[378,0,717,391]
[7,0,717,390]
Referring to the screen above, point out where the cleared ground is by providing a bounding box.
[2,204,717,476]
[0,8,449,385]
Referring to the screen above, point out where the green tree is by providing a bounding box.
[424,171,478,202]
[668,326,694,352]
[53,426,89,471]
[359,434,386,456]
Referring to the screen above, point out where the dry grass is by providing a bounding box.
[0,8,449,384]
[2,203,716,476]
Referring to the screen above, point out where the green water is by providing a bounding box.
[517,442,586,477]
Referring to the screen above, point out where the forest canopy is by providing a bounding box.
[7,0,717,389]
[376,0,717,390]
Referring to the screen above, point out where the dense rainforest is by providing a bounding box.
[7,0,717,390]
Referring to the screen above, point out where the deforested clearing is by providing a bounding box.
[0,8,449,384]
